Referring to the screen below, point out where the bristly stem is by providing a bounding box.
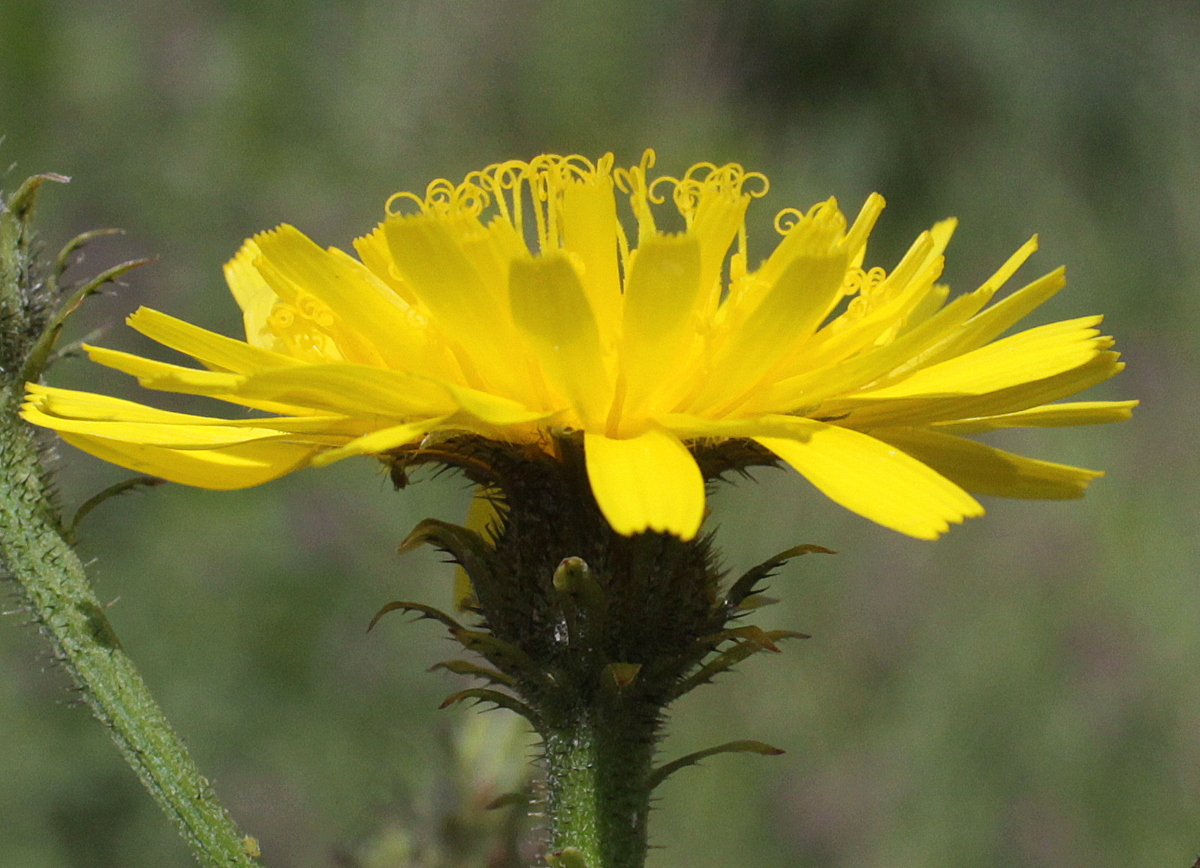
[0,176,262,868]
[542,705,656,868]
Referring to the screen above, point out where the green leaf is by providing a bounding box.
[65,476,164,543]
[671,629,809,701]
[438,687,541,728]
[429,658,517,688]
[21,255,152,383]
[702,624,806,652]
[367,600,464,633]
[397,517,502,612]
[648,740,785,790]
[450,628,537,673]
[722,543,834,614]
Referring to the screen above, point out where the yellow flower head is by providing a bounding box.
[23,152,1133,540]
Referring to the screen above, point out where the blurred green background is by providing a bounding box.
[1,1,1195,866]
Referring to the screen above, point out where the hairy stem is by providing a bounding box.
[0,177,261,868]
[542,706,656,868]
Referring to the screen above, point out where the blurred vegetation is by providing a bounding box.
[1,1,1196,867]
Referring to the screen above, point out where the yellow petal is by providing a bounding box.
[253,225,430,369]
[931,400,1138,433]
[761,280,999,412]
[22,385,335,449]
[917,267,1067,368]
[689,185,753,314]
[23,390,364,452]
[697,214,850,409]
[754,420,983,539]
[235,364,455,418]
[27,388,357,444]
[86,346,245,393]
[352,224,419,305]
[223,238,281,349]
[382,213,523,392]
[309,417,447,466]
[898,283,951,334]
[55,432,316,489]
[510,253,611,428]
[842,193,887,268]
[26,384,226,426]
[561,175,623,342]
[83,345,325,416]
[980,235,1041,293]
[927,218,958,256]
[439,382,549,426]
[618,234,702,417]
[782,230,943,377]
[749,198,845,291]
[584,428,704,539]
[874,427,1104,499]
[24,411,302,449]
[829,351,1126,429]
[127,307,301,374]
[858,316,1109,400]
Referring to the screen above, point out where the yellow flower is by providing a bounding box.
[22,152,1133,541]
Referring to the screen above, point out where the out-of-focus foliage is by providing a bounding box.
[0,1,1194,867]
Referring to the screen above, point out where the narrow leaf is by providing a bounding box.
[50,256,150,323]
[367,600,464,633]
[5,173,70,219]
[54,228,123,279]
[397,517,500,612]
[702,624,807,653]
[66,475,164,542]
[450,628,537,673]
[724,544,834,613]
[649,740,785,790]
[429,659,517,688]
[438,687,541,727]
[22,257,153,382]
[671,629,809,701]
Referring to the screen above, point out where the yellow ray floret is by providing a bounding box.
[22,151,1134,540]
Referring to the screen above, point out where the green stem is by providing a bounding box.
[542,706,656,868]
[0,178,261,867]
